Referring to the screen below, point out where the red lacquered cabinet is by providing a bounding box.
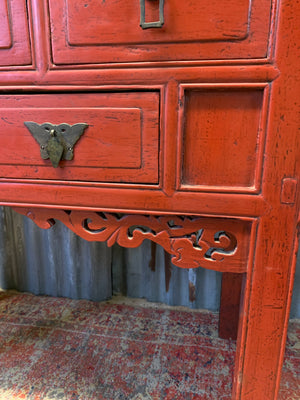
[0,0,299,398]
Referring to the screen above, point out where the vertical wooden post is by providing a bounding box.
[219,273,244,340]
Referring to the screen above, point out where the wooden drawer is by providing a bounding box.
[0,0,31,67]
[48,0,273,65]
[0,92,159,184]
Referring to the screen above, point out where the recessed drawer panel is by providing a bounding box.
[49,0,273,64]
[178,85,268,193]
[0,0,31,66]
[0,92,159,184]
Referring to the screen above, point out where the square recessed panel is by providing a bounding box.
[0,0,31,66]
[0,0,12,48]
[179,87,267,192]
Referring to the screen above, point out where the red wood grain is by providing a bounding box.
[0,0,12,48]
[233,1,300,398]
[0,92,159,183]
[0,0,299,399]
[66,0,249,44]
[280,178,298,205]
[0,64,280,85]
[12,208,253,273]
[48,0,273,64]
[0,0,31,66]
[180,87,265,191]
[219,273,244,340]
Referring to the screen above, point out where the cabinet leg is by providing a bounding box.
[219,272,244,340]
[232,217,299,399]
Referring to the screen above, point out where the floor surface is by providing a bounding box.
[0,291,298,400]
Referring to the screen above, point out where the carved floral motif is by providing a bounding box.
[12,208,251,272]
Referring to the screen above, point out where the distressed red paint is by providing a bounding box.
[0,0,299,399]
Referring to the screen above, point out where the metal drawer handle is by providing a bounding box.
[24,122,88,168]
[139,0,164,29]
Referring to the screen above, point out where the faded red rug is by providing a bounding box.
[0,291,298,399]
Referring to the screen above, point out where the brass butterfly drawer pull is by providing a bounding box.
[24,122,88,168]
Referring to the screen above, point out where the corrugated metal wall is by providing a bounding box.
[0,207,299,317]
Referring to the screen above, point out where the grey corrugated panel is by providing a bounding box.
[290,254,300,319]
[0,207,299,317]
[0,207,27,289]
[0,207,112,302]
[113,242,222,310]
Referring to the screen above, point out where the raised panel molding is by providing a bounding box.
[0,0,12,49]
[0,92,159,183]
[0,0,31,67]
[178,84,269,193]
[49,0,273,64]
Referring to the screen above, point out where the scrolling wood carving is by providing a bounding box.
[12,208,251,272]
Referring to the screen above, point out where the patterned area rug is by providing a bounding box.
[0,291,298,400]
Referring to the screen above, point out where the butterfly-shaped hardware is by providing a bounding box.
[24,122,88,168]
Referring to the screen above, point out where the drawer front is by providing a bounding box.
[0,0,31,66]
[49,0,273,64]
[0,92,159,184]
